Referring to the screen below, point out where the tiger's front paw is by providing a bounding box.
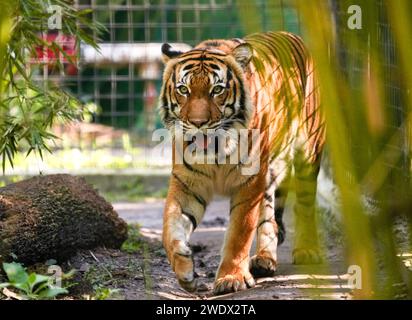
[213,270,255,295]
[250,254,277,277]
[178,277,198,292]
[292,247,323,264]
[171,241,197,292]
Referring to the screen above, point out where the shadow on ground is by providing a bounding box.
[66,199,352,300]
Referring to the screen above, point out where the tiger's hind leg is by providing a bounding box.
[250,161,291,277]
[292,152,322,264]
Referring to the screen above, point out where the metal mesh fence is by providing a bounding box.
[32,1,406,156]
[32,0,300,145]
[332,0,410,194]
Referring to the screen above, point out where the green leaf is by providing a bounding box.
[27,273,49,290]
[10,282,30,294]
[38,287,68,299]
[2,262,29,284]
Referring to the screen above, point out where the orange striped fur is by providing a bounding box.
[159,32,325,294]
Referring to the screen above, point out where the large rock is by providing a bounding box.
[0,174,128,264]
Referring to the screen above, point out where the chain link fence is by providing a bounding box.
[33,0,300,146]
[31,1,406,160]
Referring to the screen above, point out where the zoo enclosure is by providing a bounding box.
[34,0,301,146]
[33,1,408,171]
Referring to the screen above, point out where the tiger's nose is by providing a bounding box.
[189,118,209,128]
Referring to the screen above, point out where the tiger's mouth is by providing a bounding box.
[171,121,241,160]
[186,133,219,152]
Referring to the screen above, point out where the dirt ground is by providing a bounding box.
[65,198,354,300]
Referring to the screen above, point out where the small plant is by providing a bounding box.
[0,262,73,300]
[121,224,143,253]
[92,287,120,300]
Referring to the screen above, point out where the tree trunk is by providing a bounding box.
[0,174,127,265]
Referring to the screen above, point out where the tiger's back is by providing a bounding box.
[196,32,325,164]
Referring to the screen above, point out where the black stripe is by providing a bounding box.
[183,63,195,71]
[236,173,257,189]
[232,38,243,44]
[180,49,227,57]
[228,164,239,175]
[183,157,212,178]
[162,106,173,124]
[230,198,252,215]
[171,103,178,113]
[209,63,221,70]
[202,40,222,47]
[171,65,177,85]
[182,211,198,230]
[173,173,207,209]
[274,207,285,223]
[228,79,237,104]
[274,206,286,245]
[230,69,244,110]
[257,219,274,229]
[264,193,273,203]
[178,56,225,65]
[274,207,284,216]
[286,34,307,91]
[226,69,233,82]
[211,70,220,81]
[265,175,276,191]
[234,112,246,122]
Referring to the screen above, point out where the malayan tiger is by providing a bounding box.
[158,31,325,294]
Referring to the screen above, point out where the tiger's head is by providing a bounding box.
[158,40,253,158]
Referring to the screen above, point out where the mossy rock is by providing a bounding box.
[0,174,127,265]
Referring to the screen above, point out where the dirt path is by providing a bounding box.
[107,199,353,300]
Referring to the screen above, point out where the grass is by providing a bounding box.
[121,224,144,254]
[1,147,165,173]
[102,179,168,203]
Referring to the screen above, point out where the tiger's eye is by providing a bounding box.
[212,85,224,95]
[177,85,189,95]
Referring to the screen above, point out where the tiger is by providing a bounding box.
[158,31,325,294]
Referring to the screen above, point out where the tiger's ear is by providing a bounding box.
[231,43,253,69]
[161,43,183,63]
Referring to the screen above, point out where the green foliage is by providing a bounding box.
[296,0,411,298]
[0,262,74,300]
[121,224,143,253]
[0,0,105,171]
[92,287,120,300]
[236,0,412,298]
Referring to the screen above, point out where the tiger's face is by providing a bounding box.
[159,42,253,158]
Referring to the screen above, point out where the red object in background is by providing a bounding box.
[34,33,78,75]
[144,81,158,110]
